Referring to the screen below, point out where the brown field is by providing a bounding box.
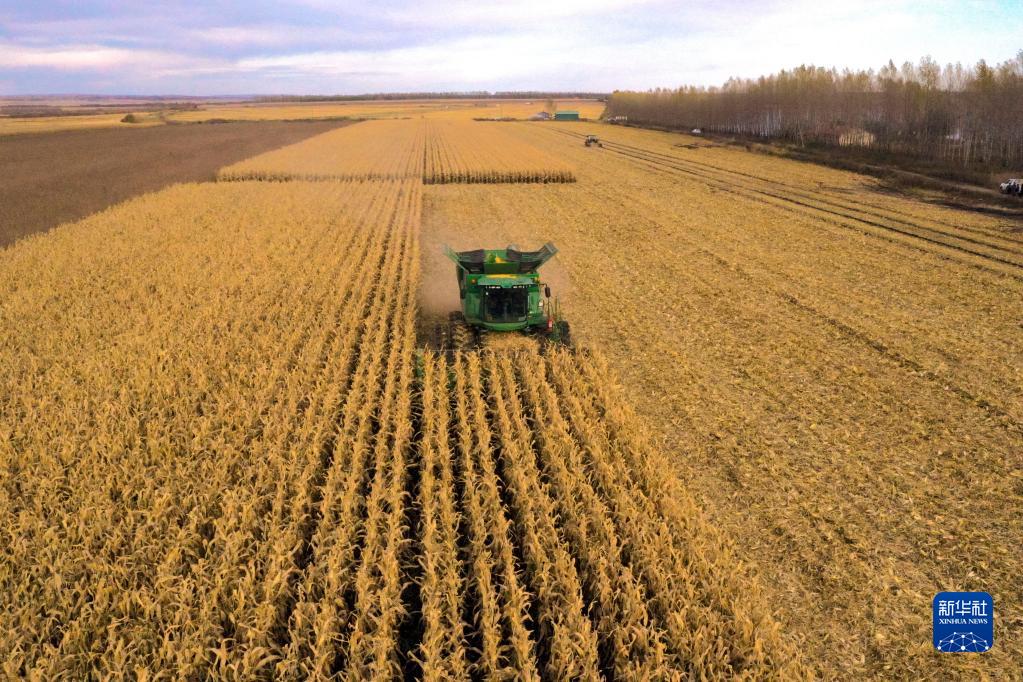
[0,120,349,247]
[1,115,1019,679]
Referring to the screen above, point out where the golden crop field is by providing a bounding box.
[220,119,576,184]
[0,111,164,135]
[0,166,802,678]
[0,99,605,136]
[427,99,607,121]
[168,99,605,124]
[5,111,1019,680]
[1,179,422,677]
[165,100,468,123]
[423,120,575,183]
[218,119,427,181]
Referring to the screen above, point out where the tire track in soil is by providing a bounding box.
[547,127,1023,280]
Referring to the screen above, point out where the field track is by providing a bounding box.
[548,128,1023,278]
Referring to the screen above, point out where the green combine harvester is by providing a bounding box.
[444,242,570,349]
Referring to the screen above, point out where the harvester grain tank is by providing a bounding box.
[444,243,570,348]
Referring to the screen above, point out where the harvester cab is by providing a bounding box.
[444,242,570,348]
[584,135,602,147]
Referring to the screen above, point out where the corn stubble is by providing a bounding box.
[1,173,804,678]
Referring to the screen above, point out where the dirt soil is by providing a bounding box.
[0,120,351,247]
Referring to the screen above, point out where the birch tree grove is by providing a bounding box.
[605,53,1023,168]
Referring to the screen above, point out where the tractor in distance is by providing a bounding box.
[585,135,603,147]
[444,243,570,348]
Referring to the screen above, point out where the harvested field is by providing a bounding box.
[422,121,1023,679]
[0,119,350,247]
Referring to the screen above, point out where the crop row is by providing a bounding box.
[414,348,808,679]
[218,119,576,185]
[423,120,575,184]
[0,179,422,678]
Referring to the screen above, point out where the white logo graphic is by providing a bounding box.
[936,632,990,652]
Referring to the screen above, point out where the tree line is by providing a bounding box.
[258,92,608,102]
[604,53,1023,168]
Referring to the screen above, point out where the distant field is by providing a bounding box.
[167,98,605,123]
[0,119,349,246]
[218,118,577,184]
[0,111,165,135]
[0,98,606,135]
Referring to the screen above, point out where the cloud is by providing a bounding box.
[0,41,227,86]
[0,0,1021,94]
[0,43,145,69]
[365,0,665,27]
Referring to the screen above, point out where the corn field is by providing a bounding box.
[218,119,428,181]
[5,110,1017,679]
[0,157,801,677]
[219,118,575,185]
[423,121,1023,679]
[1,179,422,678]
[422,120,575,184]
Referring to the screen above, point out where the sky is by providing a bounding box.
[0,0,1020,96]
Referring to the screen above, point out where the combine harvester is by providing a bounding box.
[444,243,570,349]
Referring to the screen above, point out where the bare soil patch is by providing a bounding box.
[0,119,351,247]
